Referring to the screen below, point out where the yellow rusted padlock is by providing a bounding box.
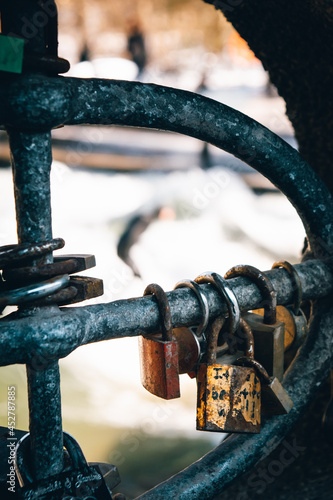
[225,265,285,381]
[138,283,180,400]
[196,315,261,434]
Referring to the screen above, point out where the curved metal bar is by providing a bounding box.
[1,75,332,254]
[1,75,332,497]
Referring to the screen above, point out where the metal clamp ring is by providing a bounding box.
[225,265,277,324]
[0,238,65,269]
[143,283,173,341]
[0,274,70,311]
[173,279,209,337]
[272,261,303,315]
[195,272,240,335]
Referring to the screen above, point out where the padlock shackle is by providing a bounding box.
[272,261,303,316]
[207,316,226,365]
[239,318,254,360]
[174,279,209,337]
[225,265,277,324]
[234,356,272,384]
[15,431,90,487]
[143,283,173,341]
[195,273,240,335]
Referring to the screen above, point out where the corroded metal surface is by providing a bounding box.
[196,317,261,434]
[0,260,331,366]
[0,239,64,269]
[243,311,285,381]
[0,27,331,495]
[172,327,200,375]
[3,254,96,284]
[139,284,180,399]
[1,75,333,254]
[138,335,180,400]
[225,265,277,324]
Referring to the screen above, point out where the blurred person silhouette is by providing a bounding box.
[196,73,212,170]
[127,20,147,77]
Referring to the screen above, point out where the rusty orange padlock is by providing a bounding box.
[138,283,180,400]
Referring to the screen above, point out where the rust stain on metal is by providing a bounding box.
[196,364,261,433]
[138,334,180,400]
[172,327,200,374]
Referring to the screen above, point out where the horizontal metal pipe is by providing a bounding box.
[0,258,331,367]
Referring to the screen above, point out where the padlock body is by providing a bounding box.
[173,326,200,374]
[139,335,180,400]
[274,305,307,351]
[261,377,293,415]
[18,464,112,500]
[244,311,285,381]
[196,363,261,433]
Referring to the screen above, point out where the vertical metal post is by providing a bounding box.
[9,129,64,480]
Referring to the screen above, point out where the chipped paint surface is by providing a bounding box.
[197,364,261,433]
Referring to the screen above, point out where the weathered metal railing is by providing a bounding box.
[0,1,333,498]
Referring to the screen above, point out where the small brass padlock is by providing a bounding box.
[225,265,285,381]
[271,261,308,358]
[196,316,261,434]
[173,279,210,377]
[138,283,180,400]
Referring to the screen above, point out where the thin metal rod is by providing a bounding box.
[8,130,64,479]
[0,259,331,367]
[26,362,63,481]
[9,130,53,253]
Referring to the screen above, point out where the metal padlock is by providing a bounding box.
[195,272,241,353]
[16,432,115,499]
[138,283,180,400]
[253,305,307,353]
[225,265,285,381]
[235,355,293,415]
[173,279,210,377]
[271,261,308,354]
[196,316,261,434]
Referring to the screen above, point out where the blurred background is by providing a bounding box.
[0,0,305,497]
